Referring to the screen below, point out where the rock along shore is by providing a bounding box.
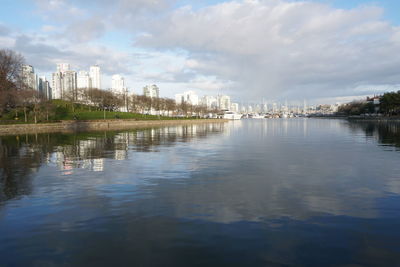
[0,119,228,136]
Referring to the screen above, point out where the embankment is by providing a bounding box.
[0,119,228,136]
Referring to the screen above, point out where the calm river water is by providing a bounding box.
[1,119,400,266]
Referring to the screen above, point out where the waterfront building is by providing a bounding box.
[143,84,159,98]
[89,65,101,89]
[21,64,37,90]
[218,95,231,110]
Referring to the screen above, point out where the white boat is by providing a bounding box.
[251,113,264,119]
[223,111,242,120]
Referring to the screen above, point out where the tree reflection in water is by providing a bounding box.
[348,120,400,148]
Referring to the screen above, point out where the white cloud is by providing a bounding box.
[136,0,400,101]
[5,0,400,101]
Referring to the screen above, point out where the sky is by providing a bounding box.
[1,0,400,104]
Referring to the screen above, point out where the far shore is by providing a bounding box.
[0,119,228,136]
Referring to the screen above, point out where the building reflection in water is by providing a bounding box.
[0,123,226,201]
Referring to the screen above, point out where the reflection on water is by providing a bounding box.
[0,119,400,266]
[348,120,400,148]
[0,123,226,202]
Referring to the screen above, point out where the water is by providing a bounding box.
[1,119,400,266]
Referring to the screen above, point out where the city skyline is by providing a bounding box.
[1,0,400,103]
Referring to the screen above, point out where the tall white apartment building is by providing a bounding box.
[201,95,218,109]
[21,64,37,90]
[62,71,77,99]
[175,94,184,104]
[218,95,231,110]
[89,65,101,89]
[77,71,91,89]
[143,84,159,98]
[231,103,239,112]
[111,75,126,95]
[175,91,199,105]
[57,63,70,73]
[52,64,77,100]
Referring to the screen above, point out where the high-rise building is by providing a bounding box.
[62,71,77,100]
[52,72,62,99]
[111,74,126,95]
[77,71,91,89]
[201,96,218,109]
[231,103,239,112]
[89,65,101,89]
[57,63,70,73]
[143,85,159,98]
[38,76,52,99]
[52,64,77,100]
[218,95,231,110]
[175,93,184,105]
[21,64,37,90]
[175,91,199,105]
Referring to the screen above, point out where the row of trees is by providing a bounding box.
[338,91,400,116]
[380,91,400,115]
[0,49,219,122]
[338,101,375,115]
[77,87,218,117]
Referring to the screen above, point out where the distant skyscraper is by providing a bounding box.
[111,74,126,94]
[21,64,37,90]
[201,95,218,109]
[77,71,91,89]
[57,63,70,73]
[175,91,199,105]
[62,70,77,99]
[52,64,77,100]
[231,103,239,112]
[175,93,184,104]
[143,85,159,98]
[218,95,231,110]
[38,76,52,99]
[89,65,101,89]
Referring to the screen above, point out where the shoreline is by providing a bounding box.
[0,119,228,136]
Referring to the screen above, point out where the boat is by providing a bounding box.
[223,111,242,120]
[280,112,288,118]
[250,113,264,119]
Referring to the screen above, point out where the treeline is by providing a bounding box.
[338,101,375,115]
[0,49,219,123]
[380,91,400,115]
[338,91,400,116]
[76,88,218,117]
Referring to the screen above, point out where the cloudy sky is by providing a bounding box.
[1,0,400,104]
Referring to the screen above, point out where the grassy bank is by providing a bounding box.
[0,100,199,124]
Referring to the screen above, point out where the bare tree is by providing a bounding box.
[0,49,24,116]
[165,98,176,117]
